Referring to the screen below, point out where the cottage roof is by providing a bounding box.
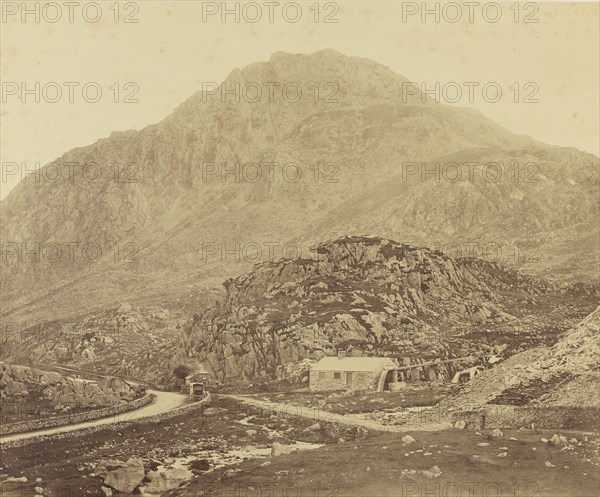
[185,369,210,380]
[311,356,396,372]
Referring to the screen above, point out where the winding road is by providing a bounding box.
[0,389,188,444]
[0,362,194,445]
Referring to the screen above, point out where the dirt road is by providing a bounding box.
[222,394,451,433]
[0,389,188,444]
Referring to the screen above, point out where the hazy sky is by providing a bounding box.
[1,1,599,199]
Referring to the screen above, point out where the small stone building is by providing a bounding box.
[309,356,397,391]
[184,368,212,386]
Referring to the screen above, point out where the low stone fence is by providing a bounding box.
[1,394,211,449]
[0,394,154,435]
[456,405,600,431]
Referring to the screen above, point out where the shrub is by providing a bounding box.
[173,364,192,379]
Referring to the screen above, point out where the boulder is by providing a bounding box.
[271,442,299,457]
[495,344,508,354]
[82,348,96,360]
[145,468,194,493]
[548,433,570,447]
[304,423,321,432]
[490,429,503,437]
[203,407,227,416]
[3,477,28,483]
[402,435,416,444]
[189,459,210,472]
[101,457,144,493]
[422,466,442,479]
[99,377,136,400]
[39,372,63,385]
[4,381,28,397]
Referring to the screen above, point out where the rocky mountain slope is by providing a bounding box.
[1,50,598,328]
[0,304,188,385]
[178,237,598,384]
[440,307,600,411]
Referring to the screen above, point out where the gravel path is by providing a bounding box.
[222,394,452,433]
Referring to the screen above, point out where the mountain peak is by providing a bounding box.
[1,51,598,327]
[269,48,349,62]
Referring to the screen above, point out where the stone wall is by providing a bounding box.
[2,394,211,449]
[454,405,600,431]
[0,393,154,435]
[309,370,377,391]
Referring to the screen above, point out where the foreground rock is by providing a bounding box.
[96,458,145,493]
[145,468,194,493]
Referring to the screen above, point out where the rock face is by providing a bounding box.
[1,49,598,340]
[179,236,597,383]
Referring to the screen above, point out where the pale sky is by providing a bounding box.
[1,1,599,199]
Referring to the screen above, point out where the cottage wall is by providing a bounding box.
[309,370,379,391]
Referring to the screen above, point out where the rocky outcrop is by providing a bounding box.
[180,237,597,383]
[0,365,63,400]
[48,376,142,409]
[0,364,143,410]
[0,365,62,389]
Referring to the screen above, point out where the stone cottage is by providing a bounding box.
[309,356,397,391]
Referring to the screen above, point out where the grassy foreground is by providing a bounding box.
[167,426,600,497]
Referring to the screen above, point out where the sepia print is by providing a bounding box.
[0,1,599,496]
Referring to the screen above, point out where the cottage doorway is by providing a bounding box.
[345,372,353,386]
